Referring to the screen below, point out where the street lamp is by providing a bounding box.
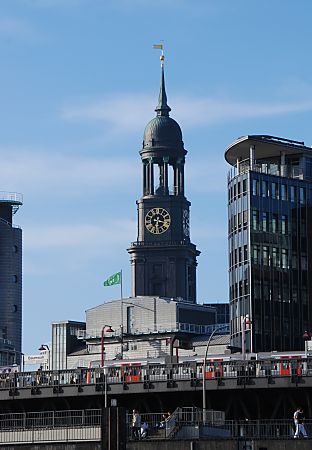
[38,344,50,370]
[241,315,252,360]
[101,325,114,368]
[202,324,228,422]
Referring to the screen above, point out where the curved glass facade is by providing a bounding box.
[227,138,312,352]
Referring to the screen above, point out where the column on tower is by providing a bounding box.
[179,159,185,196]
[173,158,185,196]
[149,158,154,195]
[142,159,148,196]
[163,156,169,195]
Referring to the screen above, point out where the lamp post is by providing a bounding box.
[38,344,50,370]
[202,324,228,422]
[241,315,252,361]
[101,326,114,409]
[101,325,114,368]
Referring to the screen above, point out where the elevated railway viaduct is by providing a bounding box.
[1,359,312,419]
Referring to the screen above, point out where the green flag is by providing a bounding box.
[103,271,121,287]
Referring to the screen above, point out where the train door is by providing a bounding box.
[280,357,291,376]
[205,359,223,379]
[280,356,301,377]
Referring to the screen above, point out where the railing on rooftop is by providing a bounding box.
[78,322,229,340]
[0,192,23,204]
[228,158,304,182]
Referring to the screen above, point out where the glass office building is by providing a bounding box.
[225,135,312,352]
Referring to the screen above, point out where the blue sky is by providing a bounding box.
[1,0,312,354]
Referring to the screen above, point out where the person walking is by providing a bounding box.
[132,409,141,440]
[294,407,308,438]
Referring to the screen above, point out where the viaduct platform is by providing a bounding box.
[1,358,312,419]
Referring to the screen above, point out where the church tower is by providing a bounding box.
[128,52,200,303]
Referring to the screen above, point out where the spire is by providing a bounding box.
[153,44,171,117]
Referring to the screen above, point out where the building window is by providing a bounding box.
[301,253,307,270]
[263,246,269,266]
[252,179,259,196]
[252,245,259,264]
[300,187,305,204]
[238,212,242,229]
[262,211,268,232]
[281,249,288,269]
[292,289,298,303]
[252,210,259,230]
[271,182,279,199]
[243,179,247,194]
[272,247,279,267]
[302,289,307,305]
[271,214,278,233]
[238,246,243,264]
[290,186,296,202]
[244,245,248,261]
[261,180,268,197]
[281,184,287,201]
[292,253,297,269]
[281,215,287,235]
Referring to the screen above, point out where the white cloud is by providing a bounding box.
[0,149,140,197]
[61,92,312,133]
[61,94,154,133]
[24,220,134,251]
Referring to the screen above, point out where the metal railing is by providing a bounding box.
[1,357,312,392]
[228,158,304,182]
[0,192,23,204]
[127,409,312,440]
[0,409,101,445]
[0,409,101,430]
[0,407,311,442]
[79,322,229,339]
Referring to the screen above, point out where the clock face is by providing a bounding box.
[145,208,171,234]
[183,210,190,236]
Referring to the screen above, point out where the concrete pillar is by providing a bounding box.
[101,407,126,450]
[281,152,286,177]
[250,145,255,171]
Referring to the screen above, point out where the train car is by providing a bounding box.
[277,355,302,377]
[120,362,142,383]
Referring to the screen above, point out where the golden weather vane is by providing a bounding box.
[153,43,165,66]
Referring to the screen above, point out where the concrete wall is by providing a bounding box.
[86,297,178,338]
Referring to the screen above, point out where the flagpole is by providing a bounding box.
[120,269,123,359]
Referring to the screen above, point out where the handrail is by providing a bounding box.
[0,192,23,204]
